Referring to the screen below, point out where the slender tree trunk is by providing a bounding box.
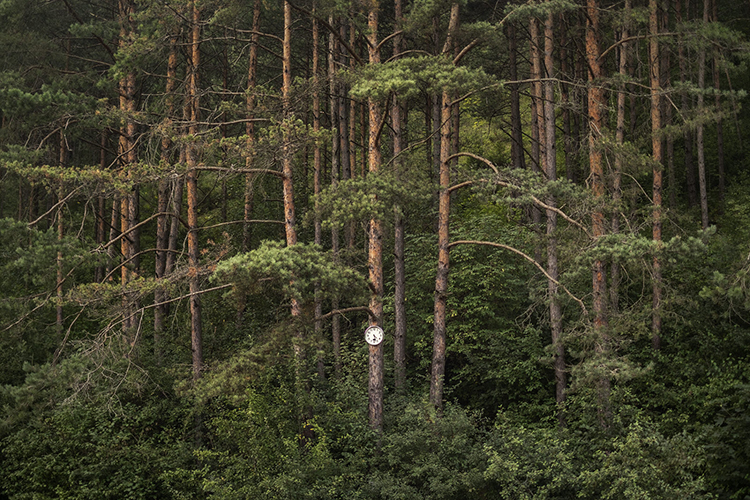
[587,0,611,426]
[312,7,325,382]
[650,0,664,349]
[154,31,177,359]
[712,0,725,207]
[367,1,385,431]
[530,16,543,263]
[281,2,304,400]
[612,0,630,316]
[543,10,565,426]
[107,195,119,281]
[392,0,407,391]
[187,0,202,380]
[697,0,709,229]
[430,3,460,413]
[56,133,66,338]
[95,131,107,283]
[243,0,261,252]
[559,16,574,181]
[328,14,342,378]
[677,0,698,207]
[118,0,136,334]
[660,1,676,209]
[508,22,525,170]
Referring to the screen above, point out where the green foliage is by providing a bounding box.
[349,56,495,102]
[577,420,713,499]
[484,419,575,499]
[313,169,430,232]
[1,357,193,500]
[212,240,368,305]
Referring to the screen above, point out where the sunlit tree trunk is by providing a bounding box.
[367,1,385,431]
[186,0,202,380]
[430,2,459,413]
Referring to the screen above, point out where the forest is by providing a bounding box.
[0,0,749,498]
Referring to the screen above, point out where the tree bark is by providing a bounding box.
[697,0,709,230]
[312,6,325,382]
[612,0,630,316]
[367,1,385,431]
[187,0,202,380]
[559,15,574,181]
[677,0,698,207]
[392,0,407,391]
[530,16,543,263]
[587,0,611,426]
[712,0,725,207]
[508,22,525,170]
[543,9,566,426]
[650,0,664,349]
[154,30,177,359]
[243,0,261,252]
[118,0,137,334]
[328,13,342,378]
[430,2,459,413]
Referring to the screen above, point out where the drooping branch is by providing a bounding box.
[447,152,592,237]
[448,240,587,314]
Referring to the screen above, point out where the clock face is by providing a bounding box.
[364,325,384,346]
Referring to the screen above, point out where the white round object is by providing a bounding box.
[364,325,384,346]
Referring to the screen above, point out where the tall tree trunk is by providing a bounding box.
[328,14,342,378]
[95,131,107,283]
[508,22,525,170]
[430,2,459,413]
[650,0,664,349]
[281,2,304,399]
[367,1,385,431]
[660,1,676,209]
[243,0,261,252]
[154,31,177,360]
[677,0,698,207]
[187,0,202,380]
[559,15,574,181]
[612,0,630,316]
[587,0,611,426]
[118,0,137,334]
[712,0,725,207]
[543,9,565,426]
[312,6,325,382]
[107,195,119,281]
[56,133,66,338]
[392,0,407,391]
[530,16,543,263]
[697,0,709,229]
